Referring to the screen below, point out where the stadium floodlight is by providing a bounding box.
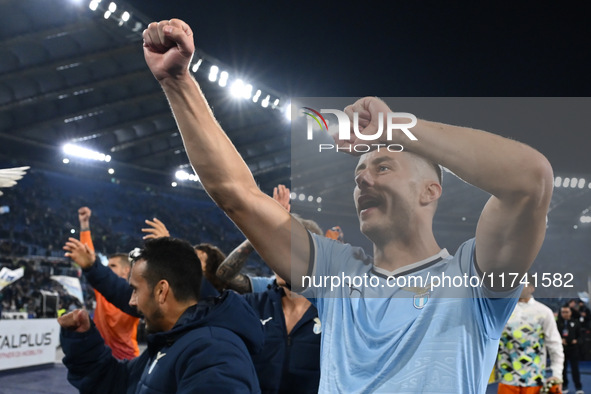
[63,158,70,164]
[62,143,111,162]
[208,65,219,82]
[192,59,203,73]
[171,182,177,187]
[108,168,115,174]
[578,178,586,189]
[104,10,111,19]
[175,170,190,180]
[252,90,261,103]
[219,71,229,87]
[562,178,570,188]
[570,177,578,188]
[261,95,270,108]
[554,176,562,188]
[272,99,279,109]
[230,79,245,98]
[242,84,253,99]
[284,103,291,121]
[121,11,130,22]
[89,0,99,11]
[108,2,116,12]
[175,170,200,182]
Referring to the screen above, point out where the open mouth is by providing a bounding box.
[357,194,381,214]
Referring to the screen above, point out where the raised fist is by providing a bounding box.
[143,19,195,82]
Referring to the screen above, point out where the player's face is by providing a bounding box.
[353,151,419,242]
[108,258,130,280]
[128,259,165,333]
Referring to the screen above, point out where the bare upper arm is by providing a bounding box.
[475,184,552,283]
[224,188,310,286]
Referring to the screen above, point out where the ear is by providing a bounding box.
[420,181,442,205]
[154,280,170,304]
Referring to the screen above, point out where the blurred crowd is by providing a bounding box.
[0,167,269,320]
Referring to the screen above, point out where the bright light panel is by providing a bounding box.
[62,143,111,162]
[208,65,219,82]
[219,71,229,87]
[252,90,261,103]
[230,79,244,98]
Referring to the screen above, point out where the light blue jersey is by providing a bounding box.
[248,275,275,293]
[303,235,521,393]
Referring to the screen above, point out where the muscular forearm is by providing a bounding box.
[404,119,553,202]
[160,75,259,210]
[216,239,254,282]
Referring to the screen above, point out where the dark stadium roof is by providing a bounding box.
[0,0,292,195]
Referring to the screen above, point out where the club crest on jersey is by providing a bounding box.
[313,317,322,334]
[413,292,429,309]
[402,285,431,309]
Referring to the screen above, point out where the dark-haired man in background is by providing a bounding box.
[60,236,263,393]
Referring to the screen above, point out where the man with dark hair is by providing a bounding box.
[142,217,222,297]
[132,237,202,304]
[60,236,263,393]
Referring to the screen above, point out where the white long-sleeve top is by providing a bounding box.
[497,297,564,386]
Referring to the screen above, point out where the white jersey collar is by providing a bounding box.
[372,248,451,278]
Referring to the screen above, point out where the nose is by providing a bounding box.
[129,291,137,307]
[355,168,374,189]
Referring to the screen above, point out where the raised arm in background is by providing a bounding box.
[217,185,291,293]
[141,218,170,240]
[64,237,138,317]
